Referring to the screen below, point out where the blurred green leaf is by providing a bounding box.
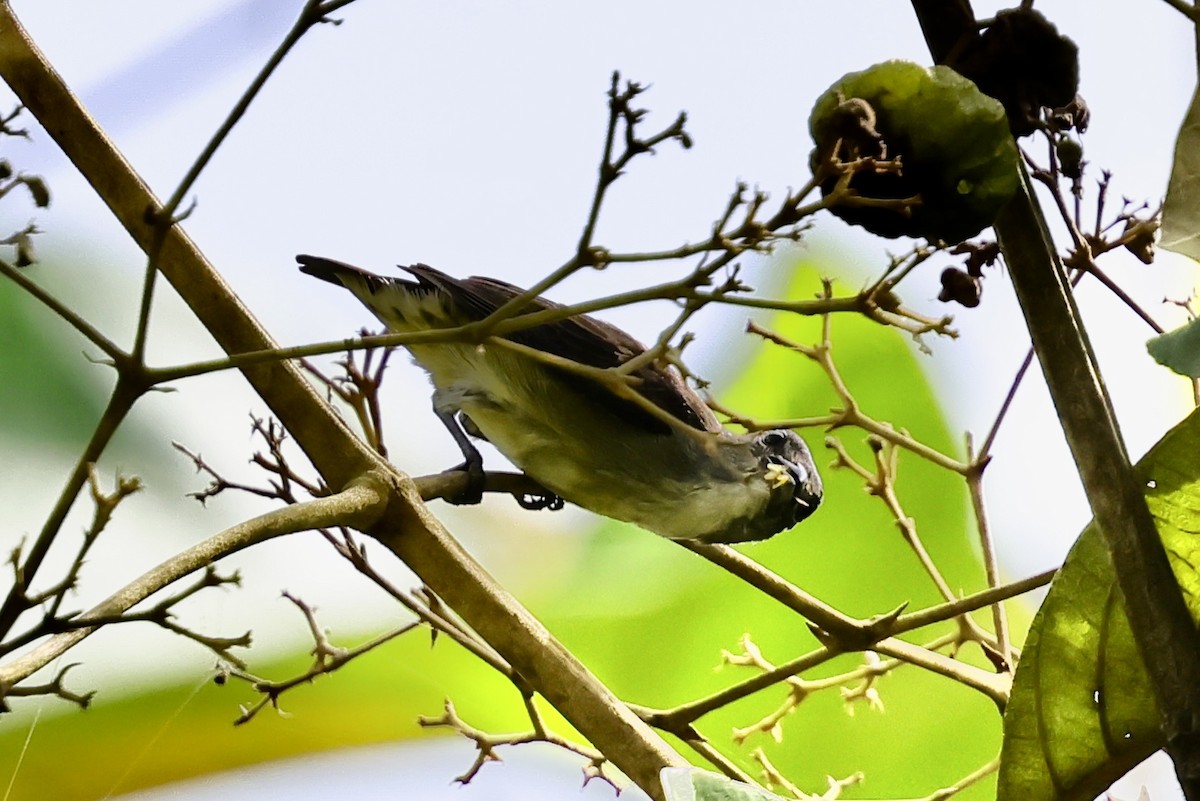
[998,408,1200,801]
[0,261,999,800]
[542,263,1000,798]
[0,272,107,447]
[0,633,530,801]
[0,258,208,500]
[1161,86,1200,261]
[1147,317,1200,378]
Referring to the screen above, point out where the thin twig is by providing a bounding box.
[0,477,388,694]
[0,380,140,642]
[964,433,1011,669]
[1159,0,1199,21]
[224,590,415,725]
[638,568,1053,735]
[739,317,968,474]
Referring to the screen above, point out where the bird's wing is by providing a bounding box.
[406,264,721,435]
[298,255,719,434]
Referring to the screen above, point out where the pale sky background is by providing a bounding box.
[0,1,1196,799]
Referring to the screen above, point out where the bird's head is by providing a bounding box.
[687,429,825,544]
[753,429,823,529]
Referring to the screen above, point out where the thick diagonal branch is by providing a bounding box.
[0,478,387,689]
[0,8,684,796]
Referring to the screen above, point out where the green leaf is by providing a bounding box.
[998,408,1200,800]
[1161,85,1200,261]
[1147,317,1200,378]
[661,767,790,801]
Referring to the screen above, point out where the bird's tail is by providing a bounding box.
[296,254,452,331]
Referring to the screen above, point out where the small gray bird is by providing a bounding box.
[298,255,822,544]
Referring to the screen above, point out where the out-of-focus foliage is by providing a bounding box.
[0,276,105,448]
[0,261,998,800]
[1147,317,1200,378]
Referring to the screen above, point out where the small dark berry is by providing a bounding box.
[938,267,982,308]
[951,240,1001,277]
[1048,94,1090,134]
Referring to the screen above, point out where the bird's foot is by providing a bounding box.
[515,490,565,511]
[446,458,486,505]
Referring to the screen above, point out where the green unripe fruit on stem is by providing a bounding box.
[809,60,1020,243]
[1056,137,1084,180]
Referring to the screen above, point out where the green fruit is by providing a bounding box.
[1056,136,1084,179]
[809,59,1020,243]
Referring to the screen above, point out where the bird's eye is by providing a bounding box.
[762,431,787,448]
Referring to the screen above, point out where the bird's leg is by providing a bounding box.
[433,404,486,505]
[432,407,563,511]
[458,413,564,510]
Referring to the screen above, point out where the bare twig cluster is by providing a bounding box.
[418,699,616,790]
[752,749,863,801]
[0,464,249,708]
[2,0,1185,798]
[0,34,1054,797]
[217,591,417,725]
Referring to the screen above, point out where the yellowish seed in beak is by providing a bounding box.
[765,462,793,489]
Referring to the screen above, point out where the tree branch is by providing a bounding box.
[0,9,685,795]
[912,2,1200,793]
[0,476,388,691]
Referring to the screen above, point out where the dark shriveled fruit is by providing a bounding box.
[938,267,982,308]
[950,7,1080,137]
[809,60,1020,244]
